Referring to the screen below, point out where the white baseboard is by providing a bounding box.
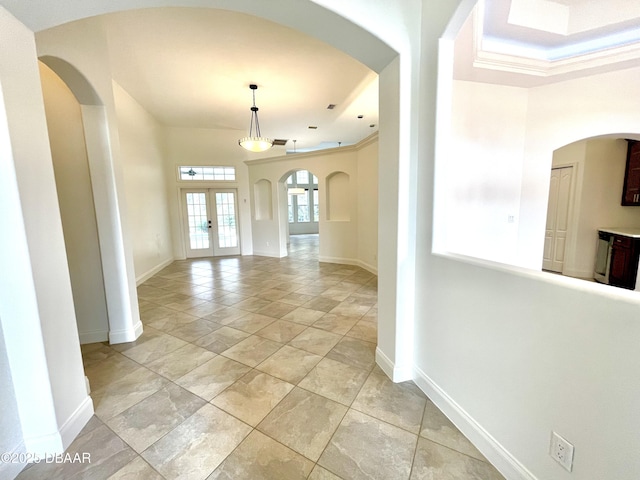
[413,366,538,480]
[375,347,413,382]
[253,250,285,258]
[109,320,143,345]
[59,395,94,450]
[318,255,378,275]
[136,257,174,286]
[78,329,108,345]
[0,440,27,480]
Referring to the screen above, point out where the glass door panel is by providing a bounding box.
[183,189,240,258]
[212,190,240,255]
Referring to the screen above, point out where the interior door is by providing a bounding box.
[183,189,240,258]
[543,166,573,272]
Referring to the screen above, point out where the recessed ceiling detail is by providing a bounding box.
[470,0,640,79]
[272,139,288,146]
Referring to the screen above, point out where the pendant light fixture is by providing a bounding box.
[238,84,273,152]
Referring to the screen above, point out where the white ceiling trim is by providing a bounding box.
[473,4,640,78]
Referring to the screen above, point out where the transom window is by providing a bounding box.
[179,166,236,181]
[287,170,318,223]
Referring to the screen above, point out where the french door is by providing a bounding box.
[183,189,241,257]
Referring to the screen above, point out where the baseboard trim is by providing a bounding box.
[0,440,27,480]
[375,347,413,382]
[78,329,108,345]
[109,320,143,345]
[413,366,538,480]
[59,395,94,450]
[136,258,174,286]
[318,256,378,275]
[253,250,285,258]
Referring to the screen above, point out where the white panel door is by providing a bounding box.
[543,166,573,272]
[183,189,240,258]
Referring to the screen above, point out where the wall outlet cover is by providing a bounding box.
[549,431,574,472]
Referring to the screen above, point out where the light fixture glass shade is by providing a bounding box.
[288,187,306,195]
[239,137,274,152]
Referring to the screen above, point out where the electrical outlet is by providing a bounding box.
[549,431,574,472]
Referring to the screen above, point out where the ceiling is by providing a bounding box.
[22,1,640,153]
[455,0,640,87]
[46,8,380,153]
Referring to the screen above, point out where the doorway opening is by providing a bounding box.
[284,170,319,258]
[183,188,241,258]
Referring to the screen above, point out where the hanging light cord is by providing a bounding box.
[249,88,262,138]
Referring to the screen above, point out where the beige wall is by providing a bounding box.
[40,62,110,343]
[247,136,378,271]
[113,82,174,282]
[163,126,254,258]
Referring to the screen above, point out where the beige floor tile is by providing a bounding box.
[410,438,505,480]
[255,319,308,343]
[326,337,377,370]
[298,357,369,405]
[146,343,217,380]
[175,356,251,400]
[209,430,314,479]
[118,333,189,365]
[288,327,342,356]
[203,306,249,325]
[146,311,200,332]
[211,370,294,426]
[419,399,486,461]
[302,296,341,313]
[167,318,222,342]
[318,409,417,480]
[91,367,169,420]
[278,292,316,306]
[312,314,359,335]
[257,388,347,461]
[308,465,344,480]
[227,313,276,333]
[107,456,164,479]
[255,288,290,301]
[142,404,251,480]
[328,301,371,318]
[17,425,136,480]
[106,384,206,452]
[256,301,298,319]
[221,335,283,367]
[194,326,250,353]
[234,297,272,312]
[183,301,224,318]
[351,372,426,434]
[84,350,139,391]
[345,319,377,343]
[256,345,323,383]
[282,307,326,326]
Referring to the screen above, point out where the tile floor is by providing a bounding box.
[18,235,505,480]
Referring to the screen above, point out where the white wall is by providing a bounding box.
[446,80,528,264]
[0,6,92,462]
[422,4,640,479]
[114,82,174,282]
[163,127,254,258]
[0,319,24,480]
[40,61,110,344]
[37,19,143,344]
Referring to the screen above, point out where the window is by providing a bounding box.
[179,166,236,181]
[287,170,318,225]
